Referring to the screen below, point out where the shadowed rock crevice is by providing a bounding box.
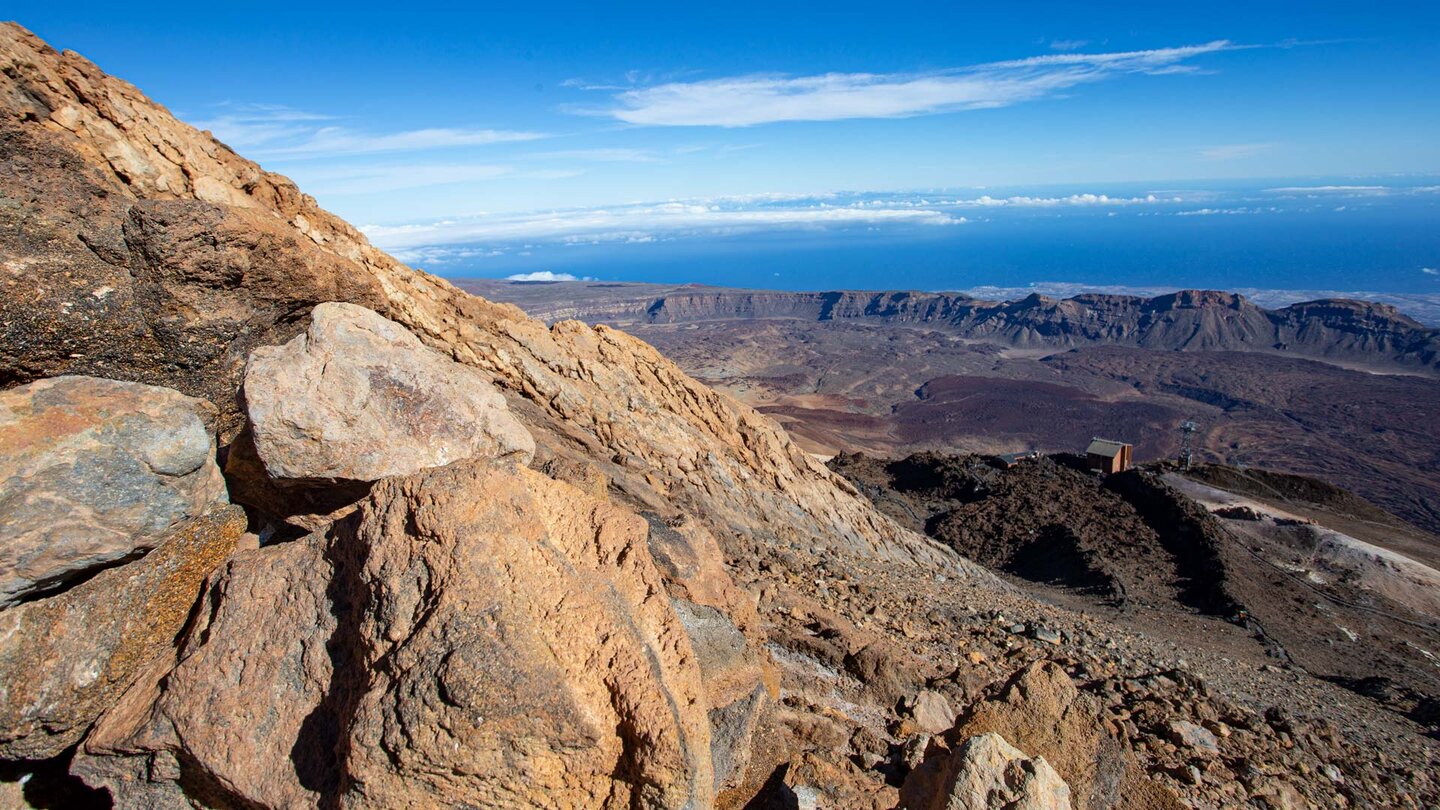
[291,513,369,804]
[172,749,268,810]
[0,746,112,810]
[12,548,148,606]
[741,763,800,810]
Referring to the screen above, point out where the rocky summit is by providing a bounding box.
[0,21,1436,810]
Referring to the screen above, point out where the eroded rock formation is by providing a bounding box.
[0,505,244,760]
[476,283,1440,372]
[78,458,722,808]
[0,376,226,607]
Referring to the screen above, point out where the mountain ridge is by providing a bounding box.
[463,281,1440,373]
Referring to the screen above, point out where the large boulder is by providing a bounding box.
[241,302,534,485]
[903,661,1182,810]
[904,732,1071,810]
[76,458,715,809]
[0,505,245,759]
[0,375,227,607]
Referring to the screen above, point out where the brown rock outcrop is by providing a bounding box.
[0,505,244,760]
[903,661,1181,810]
[904,731,1072,810]
[645,513,776,792]
[0,21,956,570]
[243,302,534,483]
[0,375,227,607]
[76,458,716,808]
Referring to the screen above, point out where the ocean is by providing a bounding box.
[374,179,1440,319]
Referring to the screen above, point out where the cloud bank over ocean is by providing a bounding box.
[364,197,966,254]
[364,182,1438,256]
[363,180,1440,325]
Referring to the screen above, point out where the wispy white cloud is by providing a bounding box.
[1423,267,1439,276]
[363,198,962,250]
[1175,207,1240,216]
[530,147,664,163]
[394,246,507,265]
[1199,142,1275,160]
[583,40,1235,126]
[524,169,587,179]
[506,271,594,281]
[186,103,336,148]
[285,162,515,195]
[1172,206,1281,216]
[1264,185,1390,195]
[1049,39,1091,52]
[957,192,1179,208]
[188,103,545,160]
[260,127,545,158]
[524,144,760,164]
[363,189,1203,254]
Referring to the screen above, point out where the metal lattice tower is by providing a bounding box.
[1178,420,1199,470]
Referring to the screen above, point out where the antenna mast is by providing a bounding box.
[1178,420,1199,470]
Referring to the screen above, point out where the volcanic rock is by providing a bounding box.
[73,517,339,808]
[934,661,1182,810]
[642,513,775,792]
[9,22,1432,810]
[0,375,226,607]
[912,689,959,734]
[903,731,1071,810]
[0,504,245,759]
[0,29,389,437]
[1167,720,1220,756]
[0,21,950,569]
[76,458,716,809]
[242,302,534,483]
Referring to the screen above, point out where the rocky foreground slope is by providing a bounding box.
[1,22,1437,809]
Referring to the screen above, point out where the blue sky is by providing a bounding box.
[9,2,1440,259]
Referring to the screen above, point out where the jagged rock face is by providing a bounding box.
[73,521,341,809]
[244,302,535,484]
[521,286,1440,372]
[904,732,1072,810]
[0,375,226,607]
[644,513,777,792]
[77,458,717,809]
[0,21,948,568]
[0,505,244,760]
[0,125,389,437]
